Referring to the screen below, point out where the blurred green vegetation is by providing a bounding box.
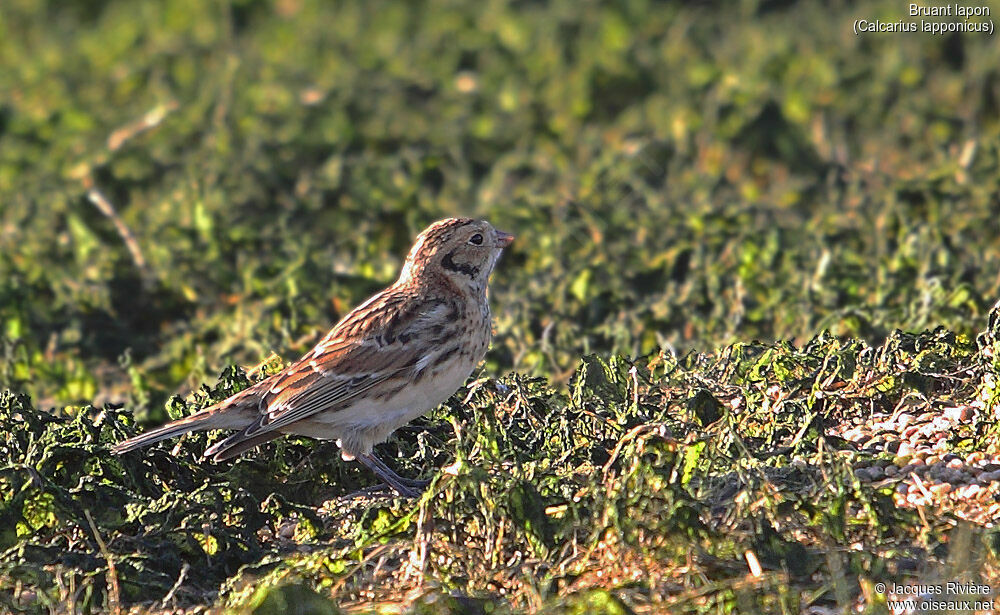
[2,0,1000,612]
[3,0,999,407]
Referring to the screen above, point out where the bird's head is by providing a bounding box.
[399,218,514,293]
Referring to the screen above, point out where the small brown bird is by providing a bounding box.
[113,218,513,497]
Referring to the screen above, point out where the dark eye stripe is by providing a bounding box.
[442,250,479,278]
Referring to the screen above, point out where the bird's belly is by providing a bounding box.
[290,352,479,456]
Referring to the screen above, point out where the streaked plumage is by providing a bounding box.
[113,218,513,496]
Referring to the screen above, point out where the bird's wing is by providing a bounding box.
[242,290,460,437]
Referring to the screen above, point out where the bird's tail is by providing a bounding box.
[111,410,217,455]
[112,388,260,455]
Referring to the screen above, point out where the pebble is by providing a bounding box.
[943,406,972,422]
[926,455,941,466]
[845,427,870,442]
[958,485,982,499]
[946,458,964,469]
[980,470,1000,483]
[907,492,929,506]
[929,483,952,496]
[277,521,297,539]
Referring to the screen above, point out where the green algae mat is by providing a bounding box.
[3,0,1000,613]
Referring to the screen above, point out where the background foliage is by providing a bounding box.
[2,0,1000,613]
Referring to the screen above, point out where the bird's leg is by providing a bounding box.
[357,453,429,498]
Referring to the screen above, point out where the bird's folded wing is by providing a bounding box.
[241,294,457,437]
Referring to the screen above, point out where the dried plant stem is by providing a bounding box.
[84,509,121,615]
[161,562,190,608]
[86,186,153,288]
[107,100,178,151]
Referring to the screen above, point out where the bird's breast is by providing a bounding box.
[288,295,493,455]
[301,334,485,434]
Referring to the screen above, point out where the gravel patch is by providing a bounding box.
[830,402,1000,525]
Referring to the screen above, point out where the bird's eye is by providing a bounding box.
[468,233,484,245]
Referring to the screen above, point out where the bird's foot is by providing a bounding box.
[357,453,429,499]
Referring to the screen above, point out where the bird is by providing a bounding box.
[112,218,514,497]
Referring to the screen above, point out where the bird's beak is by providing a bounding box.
[495,230,515,248]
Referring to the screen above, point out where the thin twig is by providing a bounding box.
[84,509,121,615]
[329,543,392,596]
[160,562,190,608]
[86,186,153,288]
[107,100,178,151]
[601,423,663,478]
